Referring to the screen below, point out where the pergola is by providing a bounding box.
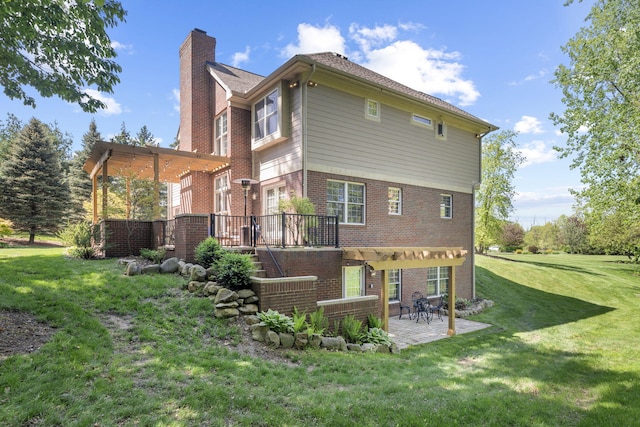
[83,141,229,223]
[342,247,467,334]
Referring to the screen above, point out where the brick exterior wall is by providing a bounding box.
[319,297,380,333]
[174,214,209,262]
[251,277,318,317]
[101,219,154,258]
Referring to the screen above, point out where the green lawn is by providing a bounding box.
[1,249,639,426]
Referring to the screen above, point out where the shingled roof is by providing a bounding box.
[207,61,264,95]
[301,52,490,125]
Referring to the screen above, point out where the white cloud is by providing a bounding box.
[524,69,547,81]
[82,89,122,115]
[516,140,557,167]
[111,40,134,54]
[514,115,544,134]
[282,23,346,57]
[231,46,251,67]
[281,22,480,106]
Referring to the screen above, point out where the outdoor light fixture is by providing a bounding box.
[232,178,258,217]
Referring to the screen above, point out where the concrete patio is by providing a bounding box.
[388,314,492,350]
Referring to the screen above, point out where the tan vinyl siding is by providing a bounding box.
[256,85,302,181]
[306,85,479,194]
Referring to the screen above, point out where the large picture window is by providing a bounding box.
[254,88,279,140]
[327,180,365,224]
[343,266,364,298]
[426,267,449,296]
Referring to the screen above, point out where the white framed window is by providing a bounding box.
[255,88,278,139]
[214,175,230,214]
[388,187,402,215]
[327,180,365,224]
[436,120,447,140]
[440,194,452,219]
[411,113,433,128]
[365,99,380,121]
[388,269,401,302]
[343,266,364,298]
[426,267,449,296]
[214,112,228,156]
[265,185,286,215]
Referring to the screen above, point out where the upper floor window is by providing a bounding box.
[388,187,402,215]
[255,88,279,140]
[388,269,401,302]
[343,266,364,298]
[215,112,228,156]
[440,194,452,219]
[412,113,433,128]
[365,99,380,121]
[426,267,449,297]
[327,180,365,224]
[436,120,447,140]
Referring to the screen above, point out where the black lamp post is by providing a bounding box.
[232,178,258,218]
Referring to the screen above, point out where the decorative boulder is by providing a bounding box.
[125,261,141,276]
[243,295,259,304]
[244,315,260,326]
[361,343,377,353]
[347,343,363,352]
[214,288,238,304]
[187,281,206,293]
[250,323,270,342]
[203,282,222,296]
[180,263,193,276]
[308,333,322,350]
[160,257,180,274]
[214,307,239,319]
[294,332,308,349]
[190,265,207,282]
[141,264,160,274]
[238,304,259,315]
[279,333,295,349]
[236,289,255,299]
[320,336,347,352]
[265,330,280,349]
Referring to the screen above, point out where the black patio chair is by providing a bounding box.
[415,298,433,323]
[429,296,445,322]
[398,301,412,319]
[411,291,424,319]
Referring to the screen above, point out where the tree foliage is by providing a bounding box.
[551,0,640,260]
[499,222,525,252]
[0,118,70,243]
[0,0,126,112]
[68,120,102,221]
[475,130,524,253]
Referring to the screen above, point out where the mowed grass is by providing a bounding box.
[1,248,640,426]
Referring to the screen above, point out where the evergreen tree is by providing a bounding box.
[0,113,23,163]
[0,118,70,243]
[68,120,102,221]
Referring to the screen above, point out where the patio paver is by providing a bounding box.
[388,315,492,350]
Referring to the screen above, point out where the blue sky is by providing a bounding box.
[1,0,596,228]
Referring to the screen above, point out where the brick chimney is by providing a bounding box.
[178,29,216,214]
[179,28,215,153]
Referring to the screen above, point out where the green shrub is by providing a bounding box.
[527,245,539,254]
[515,249,523,254]
[194,237,224,268]
[361,327,392,346]
[140,247,165,264]
[57,221,100,259]
[0,218,13,238]
[367,314,383,329]
[292,307,308,333]
[341,315,364,343]
[308,307,329,335]
[257,309,294,334]
[214,251,254,290]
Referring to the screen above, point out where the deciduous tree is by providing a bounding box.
[0,0,126,112]
[475,130,524,253]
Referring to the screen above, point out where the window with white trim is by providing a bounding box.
[327,180,365,224]
[426,267,449,296]
[412,113,433,128]
[214,112,228,156]
[343,266,364,298]
[254,88,279,140]
[365,99,380,121]
[440,194,452,219]
[214,175,230,214]
[265,185,286,215]
[388,269,401,302]
[388,187,402,215]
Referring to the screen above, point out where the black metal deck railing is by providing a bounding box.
[209,213,339,248]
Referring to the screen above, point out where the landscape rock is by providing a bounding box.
[141,264,160,274]
[190,265,207,282]
[294,332,308,349]
[308,333,322,350]
[213,307,239,319]
[236,289,255,299]
[250,323,270,342]
[203,282,222,296]
[238,304,259,315]
[180,263,193,276]
[361,343,377,353]
[160,257,180,274]
[346,343,363,352]
[214,288,238,304]
[244,315,260,326]
[320,336,347,352]
[125,261,141,276]
[265,330,280,349]
[278,332,295,349]
[215,301,239,309]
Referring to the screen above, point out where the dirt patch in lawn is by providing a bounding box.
[0,310,57,362]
